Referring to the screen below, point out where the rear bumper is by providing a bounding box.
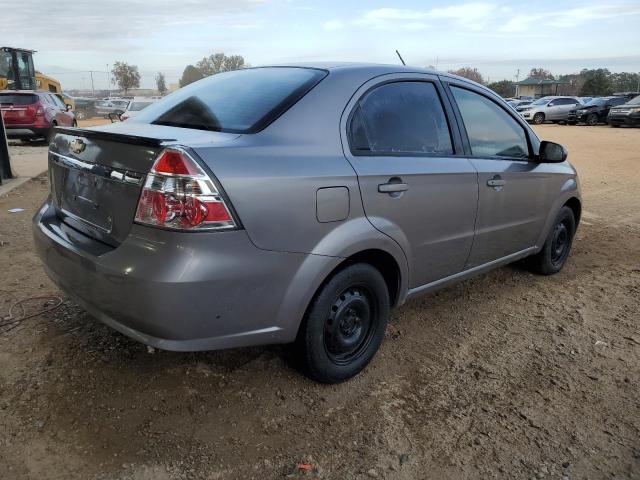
[5,127,49,139]
[33,199,330,351]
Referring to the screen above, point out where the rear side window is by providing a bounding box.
[451,86,529,159]
[134,67,327,133]
[349,81,454,155]
[0,94,38,105]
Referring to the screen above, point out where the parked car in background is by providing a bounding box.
[567,96,630,126]
[73,97,97,120]
[519,96,583,124]
[511,100,533,111]
[95,99,130,118]
[34,64,581,383]
[120,97,158,121]
[0,90,76,142]
[579,97,593,104]
[607,95,640,127]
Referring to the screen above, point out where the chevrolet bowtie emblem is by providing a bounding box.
[70,138,86,154]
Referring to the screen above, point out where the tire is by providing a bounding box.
[532,112,545,125]
[295,263,390,383]
[526,206,576,275]
[46,122,57,144]
[72,119,78,127]
[586,113,599,126]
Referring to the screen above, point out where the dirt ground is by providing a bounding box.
[0,124,638,480]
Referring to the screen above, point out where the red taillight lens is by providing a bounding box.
[35,105,45,117]
[153,149,202,176]
[134,147,236,231]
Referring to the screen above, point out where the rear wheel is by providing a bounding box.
[586,113,599,126]
[525,206,576,275]
[295,263,390,383]
[46,122,57,144]
[609,123,620,128]
[532,112,545,125]
[72,119,78,127]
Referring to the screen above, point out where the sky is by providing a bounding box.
[2,0,639,90]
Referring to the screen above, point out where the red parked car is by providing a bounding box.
[0,90,76,142]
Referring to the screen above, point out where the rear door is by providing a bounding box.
[444,80,550,267]
[342,74,478,288]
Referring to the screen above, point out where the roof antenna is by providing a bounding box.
[395,50,406,66]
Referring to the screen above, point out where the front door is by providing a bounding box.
[446,82,550,267]
[342,75,478,288]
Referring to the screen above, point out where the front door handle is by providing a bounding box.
[487,177,506,187]
[378,182,409,193]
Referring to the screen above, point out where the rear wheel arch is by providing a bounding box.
[296,248,402,338]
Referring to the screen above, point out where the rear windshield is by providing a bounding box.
[133,67,328,133]
[129,101,152,111]
[0,93,38,105]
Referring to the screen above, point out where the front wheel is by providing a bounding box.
[295,263,390,383]
[532,112,545,125]
[586,113,599,126]
[525,206,576,275]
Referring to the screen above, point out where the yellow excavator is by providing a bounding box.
[0,47,74,110]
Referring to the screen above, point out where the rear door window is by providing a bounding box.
[349,81,454,155]
[450,86,529,159]
[135,67,327,133]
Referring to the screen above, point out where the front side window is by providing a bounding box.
[451,86,529,159]
[349,81,453,155]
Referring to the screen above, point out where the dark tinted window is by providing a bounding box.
[350,81,453,155]
[451,86,529,159]
[0,93,38,105]
[134,67,327,133]
[609,97,628,106]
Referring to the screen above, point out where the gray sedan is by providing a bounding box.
[34,64,581,383]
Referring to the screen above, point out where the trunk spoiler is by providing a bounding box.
[54,126,176,148]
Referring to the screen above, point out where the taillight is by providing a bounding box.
[134,147,236,231]
[35,104,45,116]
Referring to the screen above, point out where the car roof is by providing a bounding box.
[255,62,440,76]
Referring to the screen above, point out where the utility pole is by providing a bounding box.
[107,64,110,98]
[514,68,520,98]
[90,70,95,97]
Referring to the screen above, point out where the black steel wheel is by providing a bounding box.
[586,113,599,126]
[525,206,576,275]
[295,263,390,383]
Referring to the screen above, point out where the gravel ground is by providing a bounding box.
[0,124,638,480]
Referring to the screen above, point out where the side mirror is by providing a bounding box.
[539,141,567,163]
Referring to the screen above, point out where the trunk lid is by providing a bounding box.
[48,124,239,246]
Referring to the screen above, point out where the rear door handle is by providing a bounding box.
[487,178,506,187]
[378,182,409,193]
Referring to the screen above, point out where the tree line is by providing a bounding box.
[449,67,640,97]
[108,53,246,95]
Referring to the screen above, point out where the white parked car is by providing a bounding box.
[120,98,158,121]
[519,96,583,124]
